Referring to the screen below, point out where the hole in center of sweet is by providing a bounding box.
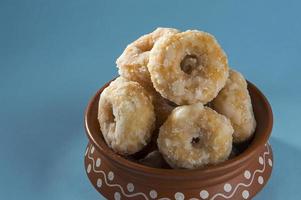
[191,137,202,148]
[108,106,115,123]
[191,137,200,144]
[180,54,199,74]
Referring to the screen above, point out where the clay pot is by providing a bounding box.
[84,81,273,200]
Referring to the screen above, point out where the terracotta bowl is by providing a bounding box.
[84,80,273,200]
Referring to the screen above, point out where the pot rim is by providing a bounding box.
[84,80,273,178]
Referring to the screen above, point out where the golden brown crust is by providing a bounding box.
[116,28,179,87]
[148,30,229,105]
[98,77,156,155]
[157,104,233,169]
[212,69,256,143]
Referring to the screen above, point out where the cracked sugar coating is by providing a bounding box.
[148,30,229,105]
[157,104,233,169]
[98,77,156,155]
[212,69,256,143]
[116,27,179,87]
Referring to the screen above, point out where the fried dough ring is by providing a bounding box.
[116,27,179,87]
[212,69,256,143]
[157,104,233,169]
[98,77,155,155]
[148,30,229,105]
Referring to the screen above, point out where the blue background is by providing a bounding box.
[0,0,300,199]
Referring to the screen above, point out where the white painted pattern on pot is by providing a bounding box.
[86,164,91,174]
[259,156,264,165]
[242,190,250,199]
[85,143,272,200]
[210,144,271,200]
[114,192,121,200]
[85,147,88,156]
[224,183,232,192]
[86,145,150,200]
[127,183,135,192]
[174,192,185,200]
[149,190,157,199]
[108,171,114,181]
[91,146,95,154]
[244,170,251,179]
[96,158,101,167]
[258,176,264,185]
[97,178,102,188]
[200,190,209,199]
[268,158,273,167]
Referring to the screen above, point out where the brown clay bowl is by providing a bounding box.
[84,80,273,200]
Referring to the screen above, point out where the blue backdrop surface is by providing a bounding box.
[0,0,300,199]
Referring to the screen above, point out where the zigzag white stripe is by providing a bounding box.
[211,145,270,200]
[86,144,270,200]
[86,145,150,200]
[86,145,173,200]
